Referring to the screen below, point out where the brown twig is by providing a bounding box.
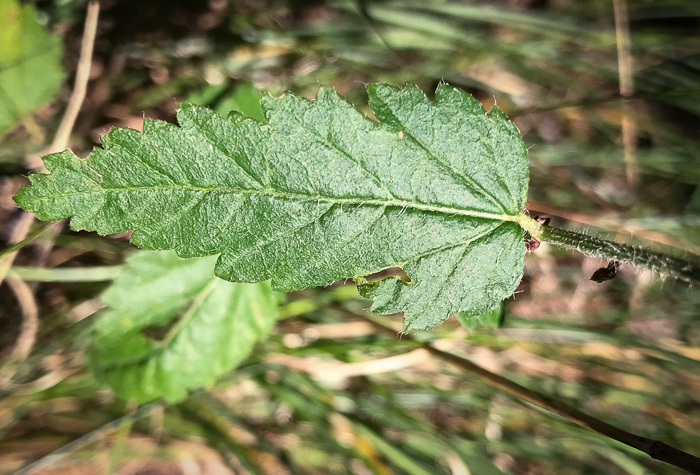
[49,0,101,155]
[0,211,35,286]
[0,278,39,389]
[265,348,430,383]
[613,0,638,187]
[360,313,700,473]
[6,279,39,360]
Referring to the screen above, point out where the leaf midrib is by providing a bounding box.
[35,183,517,223]
[95,278,220,371]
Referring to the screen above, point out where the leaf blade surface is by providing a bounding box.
[15,84,529,329]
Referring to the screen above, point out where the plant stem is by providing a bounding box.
[49,0,100,154]
[8,265,124,282]
[426,343,700,473]
[360,313,700,473]
[539,225,700,285]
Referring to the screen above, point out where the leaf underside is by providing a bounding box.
[88,250,278,403]
[15,84,529,330]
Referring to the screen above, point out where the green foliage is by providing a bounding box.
[186,81,265,121]
[87,250,278,403]
[15,84,530,330]
[0,0,63,137]
[457,304,502,330]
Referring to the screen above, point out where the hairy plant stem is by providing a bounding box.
[360,313,700,473]
[539,225,700,285]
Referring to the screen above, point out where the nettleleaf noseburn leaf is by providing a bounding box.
[15,84,531,330]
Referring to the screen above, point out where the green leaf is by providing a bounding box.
[185,81,265,121]
[87,250,278,403]
[456,304,502,330]
[15,84,531,330]
[0,0,63,137]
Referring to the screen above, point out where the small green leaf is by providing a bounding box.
[0,0,63,137]
[186,81,265,121]
[87,250,278,403]
[456,304,503,330]
[15,84,530,330]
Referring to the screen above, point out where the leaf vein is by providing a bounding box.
[376,107,509,213]
[223,202,336,268]
[34,185,511,223]
[289,113,397,200]
[187,118,266,188]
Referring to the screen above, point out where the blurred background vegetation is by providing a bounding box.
[1,0,699,473]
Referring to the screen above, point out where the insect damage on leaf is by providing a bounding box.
[14,83,533,330]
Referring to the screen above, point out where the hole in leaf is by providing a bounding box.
[361,267,412,284]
